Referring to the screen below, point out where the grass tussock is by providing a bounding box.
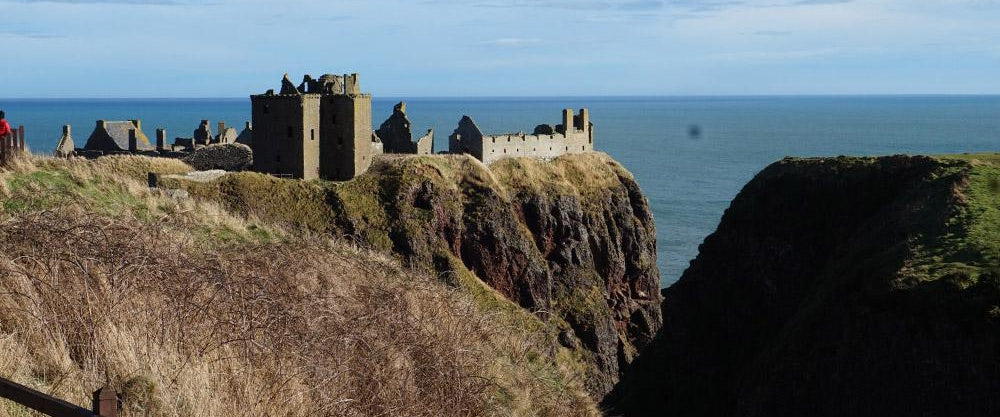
[0,154,598,417]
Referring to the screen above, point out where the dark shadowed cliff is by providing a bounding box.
[158,152,662,398]
[607,154,1000,417]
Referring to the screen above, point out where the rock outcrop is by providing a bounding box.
[608,155,1000,417]
[332,153,662,397]
[182,143,252,171]
[156,152,662,398]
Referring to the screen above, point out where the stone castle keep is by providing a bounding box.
[60,72,595,179]
[251,73,381,180]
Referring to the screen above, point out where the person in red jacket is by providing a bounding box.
[0,111,10,138]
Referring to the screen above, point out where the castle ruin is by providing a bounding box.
[376,102,433,155]
[250,73,382,180]
[448,108,593,164]
[55,72,595,177]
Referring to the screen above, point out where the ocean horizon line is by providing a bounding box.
[4,93,1000,102]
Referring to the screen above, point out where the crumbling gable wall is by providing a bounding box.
[83,120,154,153]
[376,102,434,155]
[448,116,486,161]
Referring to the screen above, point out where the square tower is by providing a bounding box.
[250,73,380,180]
[319,88,376,180]
[250,93,321,179]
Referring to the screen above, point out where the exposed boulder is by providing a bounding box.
[182,143,252,171]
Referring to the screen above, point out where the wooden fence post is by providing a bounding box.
[92,386,119,417]
[17,126,25,152]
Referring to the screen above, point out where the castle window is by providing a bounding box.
[507,137,510,142]
[492,138,495,143]
[503,149,507,154]
[549,147,552,151]
[264,104,270,114]
[565,146,569,151]
[287,126,293,138]
[581,146,585,151]
[311,129,315,141]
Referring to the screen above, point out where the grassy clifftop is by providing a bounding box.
[0,155,598,417]
[609,153,1000,417]
[156,152,662,398]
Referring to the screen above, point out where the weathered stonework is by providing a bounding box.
[194,120,213,146]
[376,102,433,155]
[449,109,594,164]
[82,120,153,153]
[55,125,74,158]
[250,73,383,180]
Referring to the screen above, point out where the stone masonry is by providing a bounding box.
[376,101,433,155]
[448,108,594,164]
[250,73,382,180]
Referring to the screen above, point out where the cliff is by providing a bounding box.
[158,152,662,397]
[607,154,1000,416]
[0,155,600,416]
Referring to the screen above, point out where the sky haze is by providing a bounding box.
[3,0,1000,97]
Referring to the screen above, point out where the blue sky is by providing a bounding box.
[2,0,1000,97]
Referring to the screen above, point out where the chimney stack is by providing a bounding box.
[128,129,138,152]
[156,128,167,151]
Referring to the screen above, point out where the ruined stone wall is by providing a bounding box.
[377,102,434,155]
[250,94,321,179]
[448,116,486,161]
[415,131,433,154]
[450,109,594,165]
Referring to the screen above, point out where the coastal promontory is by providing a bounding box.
[607,154,1000,416]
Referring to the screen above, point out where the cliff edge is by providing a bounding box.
[607,154,1000,416]
[158,152,662,398]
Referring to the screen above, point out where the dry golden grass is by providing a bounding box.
[0,154,599,417]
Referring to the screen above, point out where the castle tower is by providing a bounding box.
[319,79,377,180]
[250,91,320,179]
[250,73,380,180]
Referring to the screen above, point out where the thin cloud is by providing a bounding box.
[793,0,853,5]
[15,0,204,4]
[474,38,545,48]
[0,28,62,39]
[753,30,793,36]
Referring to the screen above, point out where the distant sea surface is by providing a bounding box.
[4,96,1000,286]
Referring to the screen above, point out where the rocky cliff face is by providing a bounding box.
[159,152,662,398]
[331,154,662,397]
[607,155,1000,417]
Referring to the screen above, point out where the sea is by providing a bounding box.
[3,96,1000,286]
